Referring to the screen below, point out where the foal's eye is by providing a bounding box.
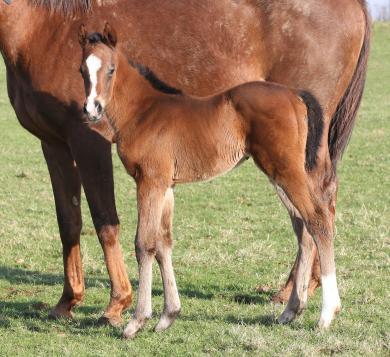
[108,65,115,77]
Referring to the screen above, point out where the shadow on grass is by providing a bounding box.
[180,312,277,327]
[232,292,273,305]
[0,299,278,334]
[0,265,278,334]
[1,265,273,304]
[0,265,108,288]
[0,300,123,337]
[0,266,215,300]
[226,314,276,326]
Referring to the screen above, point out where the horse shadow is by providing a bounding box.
[0,265,110,287]
[0,265,274,302]
[0,265,277,331]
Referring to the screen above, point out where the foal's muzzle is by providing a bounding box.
[84,100,103,123]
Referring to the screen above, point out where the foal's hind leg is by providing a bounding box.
[274,172,340,328]
[274,185,317,324]
[155,188,181,332]
[123,181,167,339]
[272,239,320,304]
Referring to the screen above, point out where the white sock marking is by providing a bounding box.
[320,273,341,327]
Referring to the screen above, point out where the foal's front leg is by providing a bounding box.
[123,182,166,339]
[155,188,181,332]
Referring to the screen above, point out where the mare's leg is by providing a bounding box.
[274,185,317,323]
[42,142,84,318]
[274,170,341,328]
[317,171,341,328]
[154,188,181,332]
[123,181,167,339]
[69,128,132,326]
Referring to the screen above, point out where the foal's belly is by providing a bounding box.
[172,143,247,184]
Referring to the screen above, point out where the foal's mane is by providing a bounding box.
[30,0,92,14]
[128,61,182,96]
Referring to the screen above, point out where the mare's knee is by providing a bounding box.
[98,224,120,246]
[58,215,82,245]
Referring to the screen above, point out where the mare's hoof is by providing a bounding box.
[277,308,297,324]
[98,314,124,328]
[318,305,341,329]
[271,287,291,304]
[272,292,289,304]
[48,306,73,320]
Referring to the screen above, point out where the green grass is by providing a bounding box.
[0,23,389,356]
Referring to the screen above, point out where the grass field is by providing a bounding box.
[0,23,389,356]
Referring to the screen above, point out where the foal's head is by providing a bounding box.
[79,23,118,123]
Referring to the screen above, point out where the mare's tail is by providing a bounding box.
[328,0,371,169]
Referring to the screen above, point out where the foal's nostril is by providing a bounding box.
[83,104,88,114]
[95,101,103,114]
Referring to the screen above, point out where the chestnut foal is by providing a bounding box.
[79,25,341,339]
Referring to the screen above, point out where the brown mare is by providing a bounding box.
[80,24,347,338]
[0,0,370,327]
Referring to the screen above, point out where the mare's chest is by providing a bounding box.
[6,70,62,141]
[5,39,85,142]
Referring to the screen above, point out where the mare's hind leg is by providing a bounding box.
[42,142,84,319]
[274,185,317,323]
[274,171,341,328]
[154,188,181,332]
[123,181,167,339]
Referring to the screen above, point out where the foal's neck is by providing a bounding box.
[108,52,165,131]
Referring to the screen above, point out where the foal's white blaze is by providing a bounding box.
[85,54,102,117]
[320,273,341,328]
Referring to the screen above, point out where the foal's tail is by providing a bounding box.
[328,0,371,169]
[298,90,324,172]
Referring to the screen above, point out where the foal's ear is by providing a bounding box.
[103,22,118,47]
[78,24,88,47]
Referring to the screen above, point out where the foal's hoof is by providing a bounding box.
[154,311,180,332]
[98,314,124,328]
[48,306,73,320]
[123,319,144,339]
